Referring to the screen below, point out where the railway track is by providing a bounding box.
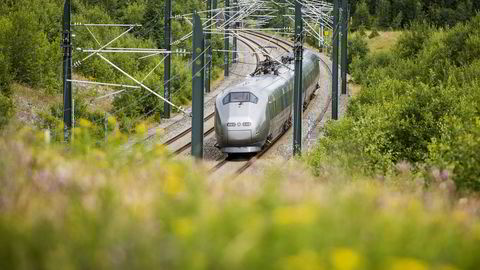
[156,35,262,155]
[238,33,290,54]
[209,31,333,178]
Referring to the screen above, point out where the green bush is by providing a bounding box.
[428,116,480,190]
[309,15,480,191]
[0,93,14,129]
[0,53,12,97]
[350,50,394,85]
[347,35,369,72]
[394,22,432,59]
[368,29,380,39]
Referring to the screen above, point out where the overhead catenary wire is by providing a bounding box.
[66,0,336,142]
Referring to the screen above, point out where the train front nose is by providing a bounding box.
[225,118,254,145]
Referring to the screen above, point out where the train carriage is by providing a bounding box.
[215,50,320,154]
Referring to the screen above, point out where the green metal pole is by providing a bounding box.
[206,0,212,93]
[192,12,205,159]
[232,0,237,64]
[341,0,348,95]
[62,0,72,141]
[332,0,339,120]
[293,0,303,156]
[163,0,171,118]
[224,0,229,77]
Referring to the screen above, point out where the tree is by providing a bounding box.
[352,1,371,31]
[376,0,391,28]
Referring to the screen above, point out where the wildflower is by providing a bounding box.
[79,118,92,128]
[331,248,361,270]
[135,122,147,135]
[154,144,167,156]
[172,217,194,239]
[107,116,117,126]
[164,164,185,195]
[452,209,468,223]
[390,258,428,270]
[273,205,316,225]
[281,250,322,270]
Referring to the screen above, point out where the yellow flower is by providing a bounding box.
[281,250,322,270]
[164,164,185,195]
[154,144,167,156]
[107,116,117,126]
[135,122,147,135]
[331,248,362,270]
[79,118,92,128]
[390,258,428,270]
[273,205,316,225]
[452,210,468,223]
[172,217,194,239]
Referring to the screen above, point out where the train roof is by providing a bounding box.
[221,50,319,97]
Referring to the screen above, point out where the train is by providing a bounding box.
[214,50,321,154]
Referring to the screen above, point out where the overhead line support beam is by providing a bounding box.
[224,0,230,77]
[62,0,73,141]
[293,0,303,156]
[164,0,172,118]
[232,0,238,64]
[192,12,205,159]
[206,0,213,93]
[341,0,348,95]
[332,0,339,120]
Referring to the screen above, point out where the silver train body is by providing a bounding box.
[215,50,321,154]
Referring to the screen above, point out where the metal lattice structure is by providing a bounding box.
[62,0,345,156]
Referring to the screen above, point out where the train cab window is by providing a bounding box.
[223,92,258,105]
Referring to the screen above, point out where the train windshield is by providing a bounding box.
[223,92,258,105]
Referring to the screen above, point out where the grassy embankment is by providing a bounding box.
[0,127,479,269]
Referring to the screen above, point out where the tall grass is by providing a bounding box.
[0,126,479,269]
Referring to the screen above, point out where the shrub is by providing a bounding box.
[394,21,432,59]
[0,53,12,97]
[368,29,380,39]
[428,116,480,191]
[0,93,14,129]
[309,15,480,191]
[347,35,369,72]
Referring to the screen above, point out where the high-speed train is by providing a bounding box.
[214,50,321,154]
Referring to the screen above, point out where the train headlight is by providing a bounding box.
[242,122,251,126]
[227,122,236,127]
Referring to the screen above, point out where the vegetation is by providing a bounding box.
[0,127,480,269]
[307,15,480,191]
[348,0,480,30]
[0,0,224,134]
[1,1,480,268]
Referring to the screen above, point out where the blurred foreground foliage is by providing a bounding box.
[1,127,480,269]
[307,15,480,191]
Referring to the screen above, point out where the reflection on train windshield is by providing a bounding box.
[223,92,258,105]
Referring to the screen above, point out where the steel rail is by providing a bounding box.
[211,31,334,176]
[141,35,261,153]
